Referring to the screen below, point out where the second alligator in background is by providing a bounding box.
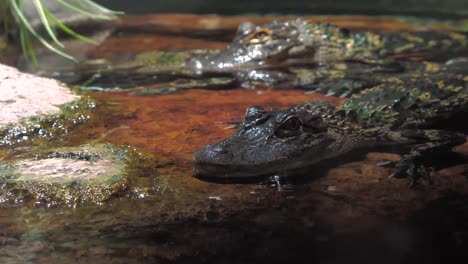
[68,19,468,96]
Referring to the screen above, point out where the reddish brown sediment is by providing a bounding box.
[87,34,228,57]
[89,89,342,162]
[117,14,467,34]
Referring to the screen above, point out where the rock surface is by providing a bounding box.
[0,64,78,127]
[0,144,155,207]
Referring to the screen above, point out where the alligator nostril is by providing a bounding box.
[193,144,231,165]
[186,58,204,75]
[208,146,228,156]
[215,147,228,155]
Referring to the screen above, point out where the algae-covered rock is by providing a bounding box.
[0,144,154,207]
[0,64,80,126]
[0,64,96,147]
[0,96,96,147]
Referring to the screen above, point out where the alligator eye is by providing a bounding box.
[280,116,302,130]
[275,116,303,138]
[247,28,272,44]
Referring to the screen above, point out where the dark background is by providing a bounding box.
[93,0,468,18]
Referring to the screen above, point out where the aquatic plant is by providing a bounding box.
[0,0,121,64]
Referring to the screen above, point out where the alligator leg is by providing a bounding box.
[234,63,398,96]
[383,129,466,186]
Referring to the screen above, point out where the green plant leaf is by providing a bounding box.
[19,23,39,65]
[43,7,96,44]
[33,0,64,48]
[11,0,77,62]
[78,0,124,15]
[55,0,114,20]
[7,0,122,64]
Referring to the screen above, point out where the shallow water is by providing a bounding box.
[1,15,468,263]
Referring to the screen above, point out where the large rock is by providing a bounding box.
[0,64,95,146]
[0,64,79,126]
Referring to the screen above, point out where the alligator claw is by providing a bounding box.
[380,131,466,186]
[390,158,432,187]
[377,160,395,167]
[378,151,431,186]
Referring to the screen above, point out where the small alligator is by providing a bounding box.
[186,20,467,72]
[192,68,468,184]
[71,19,467,96]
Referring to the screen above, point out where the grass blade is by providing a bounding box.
[11,0,77,62]
[9,0,120,64]
[33,0,64,48]
[44,7,96,44]
[19,23,29,59]
[79,0,124,15]
[25,28,39,65]
[55,0,114,20]
[19,23,39,65]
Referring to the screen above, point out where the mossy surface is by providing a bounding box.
[0,144,156,207]
[0,96,96,147]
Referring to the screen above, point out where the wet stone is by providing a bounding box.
[0,96,96,147]
[0,144,152,207]
[0,64,79,126]
[0,64,96,147]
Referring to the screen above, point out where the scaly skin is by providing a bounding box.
[72,20,468,95]
[192,69,468,183]
[186,20,468,72]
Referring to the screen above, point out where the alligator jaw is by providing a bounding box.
[192,136,340,180]
[192,146,282,179]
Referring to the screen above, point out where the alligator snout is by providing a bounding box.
[185,58,206,75]
[192,144,234,178]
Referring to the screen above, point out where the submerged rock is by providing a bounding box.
[0,144,154,207]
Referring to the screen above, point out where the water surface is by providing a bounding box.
[1,14,468,263]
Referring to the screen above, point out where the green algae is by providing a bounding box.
[0,144,159,207]
[0,95,96,147]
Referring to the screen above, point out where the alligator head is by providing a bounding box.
[186,20,317,74]
[192,103,353,179]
